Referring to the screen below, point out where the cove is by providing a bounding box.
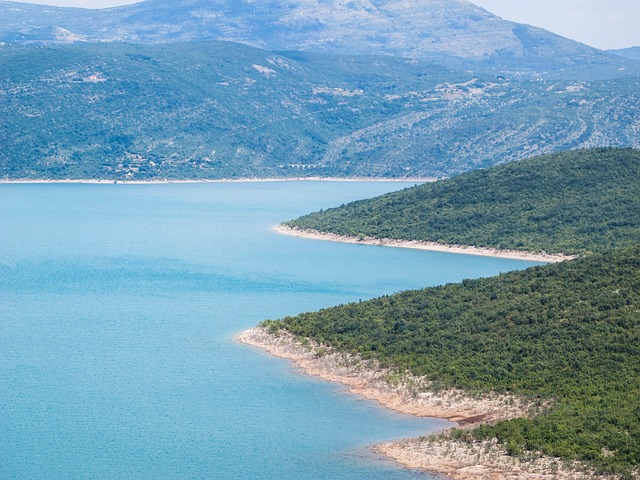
[0,182,542,479]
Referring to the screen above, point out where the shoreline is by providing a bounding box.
[275,225,575,263]
[0,176,434,185]
[237,327,530,426]
[374,438,601,480]
[238,327,595,480]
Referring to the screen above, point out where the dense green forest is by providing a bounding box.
[272,149,640,475]
[263,245,640,475]
[286,148,640,255]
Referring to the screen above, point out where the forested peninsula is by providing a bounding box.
[243,148,640,479]
[284,148,640,256]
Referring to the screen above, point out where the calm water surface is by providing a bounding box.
[0,182,541,479]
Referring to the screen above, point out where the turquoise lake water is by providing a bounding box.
[0,182,542,479]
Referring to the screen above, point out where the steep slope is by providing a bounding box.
[284,148,640,254]
[2,43,639,181]
[0,0,638,79]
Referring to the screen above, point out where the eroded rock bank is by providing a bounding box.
[238,327,609,480]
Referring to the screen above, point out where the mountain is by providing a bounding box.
[609,46,640,61]
[2,1,638,182]
[1,0,638,79]
[284,148,640,255]
[2,42,639,181]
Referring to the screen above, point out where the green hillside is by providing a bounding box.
[285,148,640,255]
[263,245,640,475]
[2,42,639,181]
[273,148,640,475]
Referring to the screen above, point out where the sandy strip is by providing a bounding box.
[275,225,575,263]
[238,327,599,480]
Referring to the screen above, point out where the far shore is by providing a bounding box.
[275,224,575,263]
[238,327,595,480]
[0,176,434,185]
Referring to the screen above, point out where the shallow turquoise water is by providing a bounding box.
[0,182,541,479]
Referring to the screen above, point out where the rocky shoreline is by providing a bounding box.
[375,437,605,480]
[237,327,604,480]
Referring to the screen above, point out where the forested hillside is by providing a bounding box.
[263,245,640,475]
[1,43,639,181]
[273,148,640,475]
[285,148,640,255]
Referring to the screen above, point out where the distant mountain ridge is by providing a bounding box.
[609,46,640,61]
[2,1,639,181]
[2,42,639,181]
[1,0,639,79]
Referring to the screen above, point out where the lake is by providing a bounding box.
[0,182,541,479]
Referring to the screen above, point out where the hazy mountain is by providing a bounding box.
[1,0,638,79]
[609,46,640,61]
[2,41,638,181]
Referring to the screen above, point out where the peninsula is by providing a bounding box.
[242,148,640,479]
